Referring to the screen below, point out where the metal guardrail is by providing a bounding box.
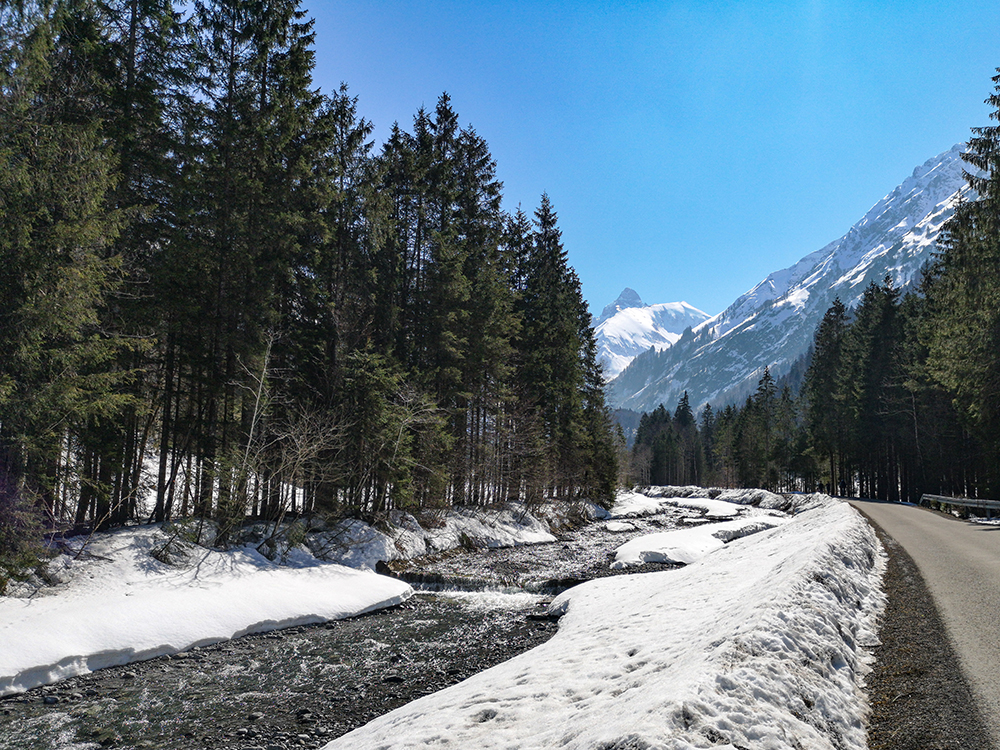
[921,494,1000,519]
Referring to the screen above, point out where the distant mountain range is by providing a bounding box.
[594,291,710,379]
[604,143,972,413]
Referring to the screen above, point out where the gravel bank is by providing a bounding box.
[863,521,993,749]
[0,594,558,750]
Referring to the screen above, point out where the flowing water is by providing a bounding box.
[0,507,698,750]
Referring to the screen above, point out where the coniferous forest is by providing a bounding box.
[0,0,620,568]
[5,0,1000,585]
[628,72,1000,502]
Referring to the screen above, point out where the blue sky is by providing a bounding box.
[307,1,1000,317]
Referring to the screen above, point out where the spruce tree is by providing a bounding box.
[803,298,848,490]
[0,0,129,519]
[517,195,584,497]
[838,279,904,499]
[924,69,1000,490]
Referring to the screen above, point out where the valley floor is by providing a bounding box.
[1,490,885,749]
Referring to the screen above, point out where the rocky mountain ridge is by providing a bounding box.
[606,143,972,412]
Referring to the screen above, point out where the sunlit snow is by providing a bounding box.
[0,527,413,696]
[595,297,710,378]
[323,494,885,750]
[611,515,789,567]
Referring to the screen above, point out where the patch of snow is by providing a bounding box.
[611,515,789,567]
[323,495,885,750]
[0,526,412,696]
[716,487,789,509]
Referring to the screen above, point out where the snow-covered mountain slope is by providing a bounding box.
[595,290,710,378]
[607,143,972,413]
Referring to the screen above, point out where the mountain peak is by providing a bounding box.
[594,298,711,379]
[599,288,646,322]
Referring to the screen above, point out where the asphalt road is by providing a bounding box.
[850,498,1000,749]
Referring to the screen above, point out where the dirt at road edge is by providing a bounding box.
[862,516,994,750]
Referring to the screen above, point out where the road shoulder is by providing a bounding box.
[857,510,993,749]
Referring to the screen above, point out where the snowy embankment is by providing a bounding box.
[314,501,587,569]
[0,527,411,696]
[609,488,790,567]
[0,502,588,697]
[324,495,886,750]
[610,515,788,567]
[614,485,797,516]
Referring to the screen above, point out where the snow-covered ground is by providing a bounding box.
[610,515,788,567]
[323,493,886,750]
[0,526,412,696]
[613,485,797,516]
[313,501,587,570]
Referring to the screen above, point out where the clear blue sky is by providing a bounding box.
[307,0,1000,317]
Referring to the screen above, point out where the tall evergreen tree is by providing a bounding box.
[0,0,130,520]
[924,69,1000,490]
[838,279,904,499]
[803,298,848,490]
[517,195,584,497]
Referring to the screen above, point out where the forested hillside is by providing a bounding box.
[0,0,618,563]
[626,71,1000,502]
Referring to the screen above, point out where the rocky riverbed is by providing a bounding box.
[1,592,561,750]
[0,506,697,750]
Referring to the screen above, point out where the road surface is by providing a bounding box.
[850,498,1000,748]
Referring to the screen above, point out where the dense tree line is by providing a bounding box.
[630,372,804,493]
[631,274,991,499]
[0,0,617,561]
[629,71,1000,501]
[629,276,984,499]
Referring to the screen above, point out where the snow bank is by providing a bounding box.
[309,501,599,570]
[614,486,809,519]
[0,526,412,696]
[613,489,743,519]
[0,500,602,695]
[611,515,789,567]
[323,496,885,750]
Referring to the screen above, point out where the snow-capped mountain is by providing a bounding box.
[598,287,647,323]
[594,289,710,379]
[607,144,972,413]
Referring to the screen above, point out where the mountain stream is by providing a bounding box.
[0,507,701,750]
